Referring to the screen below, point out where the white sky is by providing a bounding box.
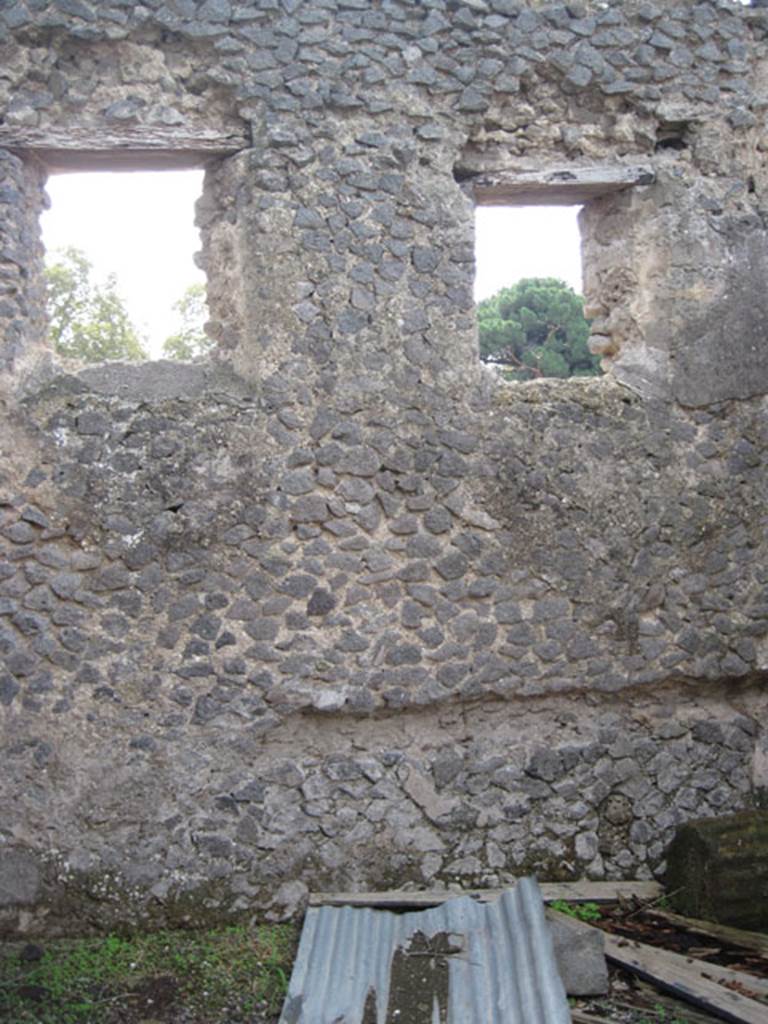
[42,170,206,359]
[41,171,583,358]
[474,204,582,302]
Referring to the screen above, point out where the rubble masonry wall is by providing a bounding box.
[1,0,768,934]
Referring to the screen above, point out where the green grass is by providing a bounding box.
[0,922,296,1023]
[549,898,602,923]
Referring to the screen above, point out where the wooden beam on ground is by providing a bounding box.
[471,164,655,206]
[541,881,662,904]
[650,910,768,959]
[631,947,768,1001]
[604,932,768,1024]
[309,880,662,909]
[633,983,734,1024]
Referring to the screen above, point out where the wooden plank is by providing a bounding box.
[309,880,662,909]
[545,909,768,1003]
[634,979,761,1024]
[650,910,768,958]
[573,996,723,1024]
[574,980,742,1024]
[541,881,662,904]
[604,932,768,1024]
[472,164,655,206]
[629,948,768,1001]
[688,963,768,1001]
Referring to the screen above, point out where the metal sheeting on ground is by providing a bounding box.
[279,876,571,1024]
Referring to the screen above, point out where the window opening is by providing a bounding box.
[41,168,209,364]
[475,205,600,382]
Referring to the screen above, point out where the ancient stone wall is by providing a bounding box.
[0,150,47,386]
[1,0,768,935]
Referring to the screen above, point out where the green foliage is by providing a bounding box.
[162,282,213,361]
[477,276,601,382]
[638,1005,690,1024]
[45,247,148,364]
[0,922,296,1023]
[550,899,602,923]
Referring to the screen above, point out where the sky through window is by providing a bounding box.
[41,170,584,360]
[41,169,205,359]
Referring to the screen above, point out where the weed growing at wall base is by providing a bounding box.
[549,899,602,923]
[0,922,296,1023]
[638,1005,690,1024]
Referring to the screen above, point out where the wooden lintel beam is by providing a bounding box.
[471,164,655,206]
[1,126,248,172]
[21,148,236,173]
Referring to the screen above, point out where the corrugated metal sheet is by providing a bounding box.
[279,877,571,1024]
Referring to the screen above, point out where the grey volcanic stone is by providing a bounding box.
[337,447,381,476]
[0,849,40,906]
[436,553,468,580]
[290,496,329,522]
[386,643,422,666]
[548,912,609,996]
[282,469,315,495]
[424,507,452,534]
[0,674,19,705]
[307,588,336,616]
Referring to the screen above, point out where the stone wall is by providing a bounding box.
[1,0,768,936]
[0,151,47,387]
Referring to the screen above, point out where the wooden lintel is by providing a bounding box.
[472,164,655,206]
[1,126,248,172]
[23,148,237,173]
[309,880,662,909]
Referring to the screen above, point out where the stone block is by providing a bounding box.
[671,227,768,406]
[547,910,609,996]
[0,848,41,907]
[665,811,768,930]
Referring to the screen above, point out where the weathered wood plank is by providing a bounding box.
[309,880,662,909]
[633,982,735,1024]
[28,149,235,172]
[471,164,655,206]
[540,881,662,904]
[604,932,768,1024]
[650,910,768,958]
[552,906,768,1011]
[574,985,737,1024]
[630,944,768,1001]
[1,125,247,171]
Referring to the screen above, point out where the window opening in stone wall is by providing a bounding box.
[41,169,210,365]
[475,205,601,382]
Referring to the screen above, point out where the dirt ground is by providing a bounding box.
[3,900,767,1023]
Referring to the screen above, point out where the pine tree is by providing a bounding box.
[477,277,600,381]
